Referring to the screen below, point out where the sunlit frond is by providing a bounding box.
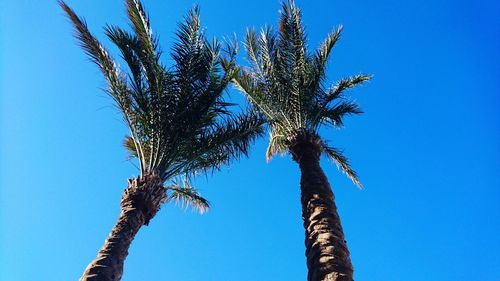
[167,180,210,214]
[60,1,131,114]
[126,0,159,59]
[60,0,146,171]
[265,129,288,162]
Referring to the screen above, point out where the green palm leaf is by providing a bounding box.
[167,180,210,214]
[323,145,362,188]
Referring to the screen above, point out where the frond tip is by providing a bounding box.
[167,180,210,214]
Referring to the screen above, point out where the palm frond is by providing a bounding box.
[104,25,145,95]
[312,74,370,128]
[126,0,159,58]
[279,0,309,127]
[322,75,371,105]
[185,110,265,175]
[219,36,239,80]
[60,1,147,172]
[233,68,271,117]
[315,26,342,72]
[265,129,288,162]
[167,180,210,214]
[319,101,363,128]
[124,135,139,159]
[172,5,208,90]
[309,25,342,92]
[245,28,262,74]
[323,145,362,188]
[60,1,129,109]
[126,0,163,100]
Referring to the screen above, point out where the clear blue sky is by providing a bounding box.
[1,0,499,280]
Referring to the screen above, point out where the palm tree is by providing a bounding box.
[232,1,370,280]
[60,1,263,280]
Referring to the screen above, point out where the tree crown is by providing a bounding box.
[233,0,370,187]
[61,0,264,211]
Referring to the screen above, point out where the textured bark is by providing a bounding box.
[290,131,353,281]
[80,173,166,281]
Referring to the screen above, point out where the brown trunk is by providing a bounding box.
[290,132,353,281]
[80,173,166,281]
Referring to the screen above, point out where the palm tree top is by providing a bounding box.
[233,0,371,187]
[60,0,264,211]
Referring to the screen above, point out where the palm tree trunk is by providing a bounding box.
[80,173,166,281]
[291,141,353,281]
